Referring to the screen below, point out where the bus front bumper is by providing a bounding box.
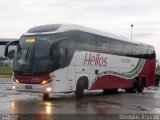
[12,82,54,93]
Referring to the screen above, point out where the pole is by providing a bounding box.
[131,24,134,40]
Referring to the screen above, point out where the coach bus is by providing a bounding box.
[5,24,156,100]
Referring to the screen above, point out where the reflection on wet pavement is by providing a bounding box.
[0,78,160,119]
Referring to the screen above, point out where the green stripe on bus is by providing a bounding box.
[127,59,141,74]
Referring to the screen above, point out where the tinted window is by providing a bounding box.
[97,36,110,53]
[110,39,122,55]
[143,45,156,59]
[142,45,148,55]
[122,42,133,56]
[133,44,143,57]
[56,39,75,67]
[61,30,80,41]
[14,35,57,74]
[77,32,96,52]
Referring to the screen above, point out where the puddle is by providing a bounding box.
[137,106,149,111]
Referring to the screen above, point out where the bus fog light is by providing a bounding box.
[12,86,15,89]
[46,87,52,92]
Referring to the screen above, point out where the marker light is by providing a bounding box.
[15,79,19,84]
[12,86,15,89]
[48,76,55,83]
[51,76,55,80]
[41,80,48,85]
[46,88,52,92]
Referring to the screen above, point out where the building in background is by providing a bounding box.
[0,38,17,66]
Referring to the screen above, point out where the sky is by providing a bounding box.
[0,0,160,61]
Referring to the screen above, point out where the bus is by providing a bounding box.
[5,24,156,100]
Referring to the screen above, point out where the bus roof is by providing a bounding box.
[25,24,142,45]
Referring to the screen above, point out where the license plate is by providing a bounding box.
[25,85,32,89]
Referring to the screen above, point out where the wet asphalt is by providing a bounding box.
[0,78,160,120]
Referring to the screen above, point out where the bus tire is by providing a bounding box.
[125,78,138,93]
[131,78,138,93]
[138,78,145,93]
[75,79,85,98]
[43,93,50,100]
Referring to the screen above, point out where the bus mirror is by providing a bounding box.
[5,40,19,57]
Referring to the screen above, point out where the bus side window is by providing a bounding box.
[97,36,110,53]
[143,46,155,59]
[57,39,75,67]
[122,42,133,57]
[142,45,148,59]
[148,47,156,59]
[58,48,67,65]
[110,39,122,56]
[133,44,143,58]
[77,32,96,52]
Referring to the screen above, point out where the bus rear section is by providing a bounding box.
[70,51,156,95]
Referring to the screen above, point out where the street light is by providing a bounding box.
[131,24,134,40]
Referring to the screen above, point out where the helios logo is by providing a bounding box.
[84,53,108,67]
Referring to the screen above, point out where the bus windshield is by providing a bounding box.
[13,34,59,74]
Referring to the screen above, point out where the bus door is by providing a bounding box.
[54,68,68,92]
[67,65,76,91]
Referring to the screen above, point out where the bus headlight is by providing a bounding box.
[13,76,20,84]
[15,79,19,83]
[46,87,52,92]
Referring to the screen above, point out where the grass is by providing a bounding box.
[0,66,13,74]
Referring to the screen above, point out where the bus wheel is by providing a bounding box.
[75,79,84,98]
[138,78,145,93]
[43,93,50,100]
[131,78,138,93]
[125,78,138,93]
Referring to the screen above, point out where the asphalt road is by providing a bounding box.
[0,78,160,120]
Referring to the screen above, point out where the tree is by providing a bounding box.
[7,50,15,60]
[7,50,15,66]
